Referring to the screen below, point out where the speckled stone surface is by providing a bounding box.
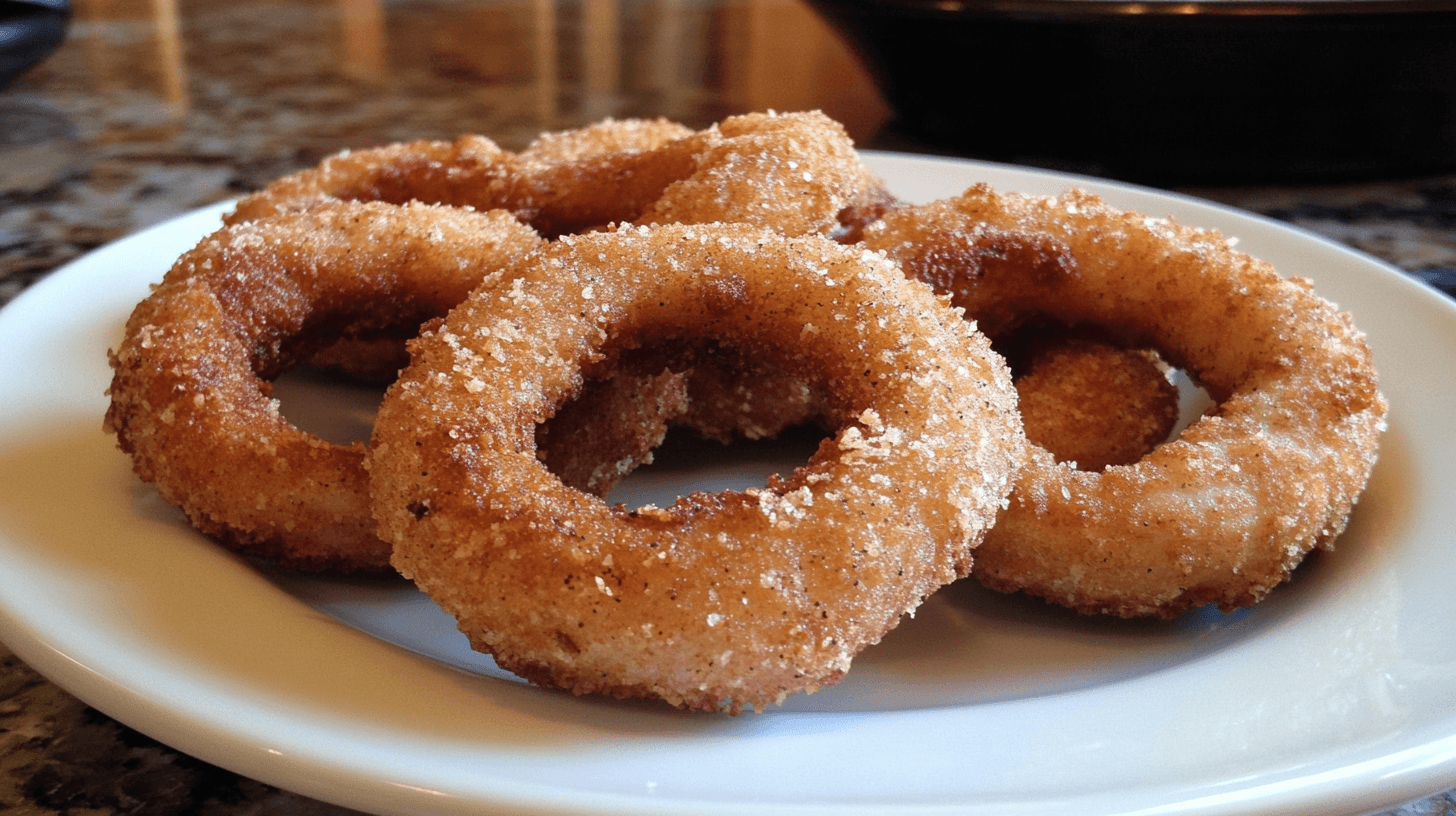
[0,0,1453,813]
[1191,179,1456,298]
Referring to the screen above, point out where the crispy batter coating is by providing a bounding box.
[228,111,891,239]
[865,184,1387,618]
[104,201,543,570]
[371,223,1026,712]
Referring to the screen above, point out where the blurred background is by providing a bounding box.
[0,0,889,292]
[2,0,1453,309]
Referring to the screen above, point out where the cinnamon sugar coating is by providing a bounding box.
[228,111,891,240]
[106,111,895,576]
[865,184,1387,618]
[104,201,543,570]
[371,223,1025,712]
[236,110,894,407]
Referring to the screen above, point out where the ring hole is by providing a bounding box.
[268,336,411,444]
[1164,366,1216,442]
[535,339,838,507]
[602,424,831,509]
[532,348,835,509]
[270,366,387,445]
[997,324,1214,471]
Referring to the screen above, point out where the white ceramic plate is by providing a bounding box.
[0,154,1453,816]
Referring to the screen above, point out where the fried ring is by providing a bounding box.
[864,184,1387,618]
[370,223,1025,712]
[104,201,543,570]
[243,110,891,400]
[228,111,891,239]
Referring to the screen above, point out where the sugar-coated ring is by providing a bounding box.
[229,111,894,446]
[228,111,892,239]
[864,184,1387,618]
[370,223,1025,712]
[104,201,543,570]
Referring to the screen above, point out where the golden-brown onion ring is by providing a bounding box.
[864,184,1387,618]
[227,111,891,239]
[371,223,1025,712]
[104,201,542,570]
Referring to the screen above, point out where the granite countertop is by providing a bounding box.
[1,0,1454,813]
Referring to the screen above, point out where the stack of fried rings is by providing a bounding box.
[105,114,1387,711]
[106,111,895,572]
[371,224,1026,713]
[863,184,1387,618]
[234,109,895,430]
